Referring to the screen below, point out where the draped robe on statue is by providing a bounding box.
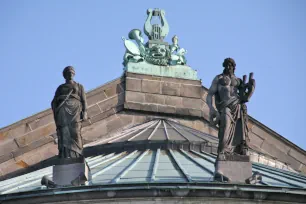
[214,74,249,155]
[52,82,87,158]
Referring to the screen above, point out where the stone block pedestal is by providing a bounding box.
[215,155,252,183]
[53,161,91,186]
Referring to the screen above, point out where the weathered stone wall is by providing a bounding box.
[125,73,205,118]
[247,118,306,172]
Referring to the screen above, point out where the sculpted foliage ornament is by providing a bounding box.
[122,8,187,66]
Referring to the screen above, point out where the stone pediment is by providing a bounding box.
[0,72,306,181]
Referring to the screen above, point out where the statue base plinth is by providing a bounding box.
[215,155,252,183]
[53,160,91,186]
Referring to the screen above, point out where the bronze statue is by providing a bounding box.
[206,58,255,157]
[51,66,88,159]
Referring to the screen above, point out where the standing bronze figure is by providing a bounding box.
[51,66,88,159]
[206,58,255,157]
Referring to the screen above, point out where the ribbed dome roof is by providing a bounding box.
[87,118,218,145]
[83,119,219,157]
[1,148,306,195]
[1,119,306,197]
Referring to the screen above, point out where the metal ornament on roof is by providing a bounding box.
[144,9,169,41]
[122,8,187,66]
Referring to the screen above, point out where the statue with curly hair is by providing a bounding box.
[51,66,88,159]
[206,58,255,157]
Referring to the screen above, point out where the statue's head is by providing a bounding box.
[63,66,75,80]
[172,35,178,45]
[222,58,236,75]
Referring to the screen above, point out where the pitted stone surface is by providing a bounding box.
[87,104,101,118]
[216,160,252,183]
[87,91,107,106]
[142,79,161,94]
[145,93,165,104]
[53,162,90,186]
[162,82,181,96]
[126,77,142,92]
[181,84,201,98]
[126,91,145,103]
[165,95,182,107]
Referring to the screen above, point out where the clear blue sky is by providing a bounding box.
[1,1,305,150]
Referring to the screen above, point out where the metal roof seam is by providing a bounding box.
[0,173,51,193]
[92,151,138,179]
[166,121,190,142]
[168,149,192,182]
[89,120,155,145]
[259,180,270,186]
[127,121,158,141]
[253,162,306,180]
[148,120,161,140]
[1,174,51,195]
[90,152,126,169]
[163,120,170,140]
[107,121,156,143]
[190,150,215,164]
[111,150,149,184]
[0,167,52,188]
[252,165,306,185]
[179,149,214,176]
[170,120,218,141]
[255,170,304,188]
[172,122,210,142]
[87,153,115,165]
[151,148,160,182]
[254,170,303,188]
